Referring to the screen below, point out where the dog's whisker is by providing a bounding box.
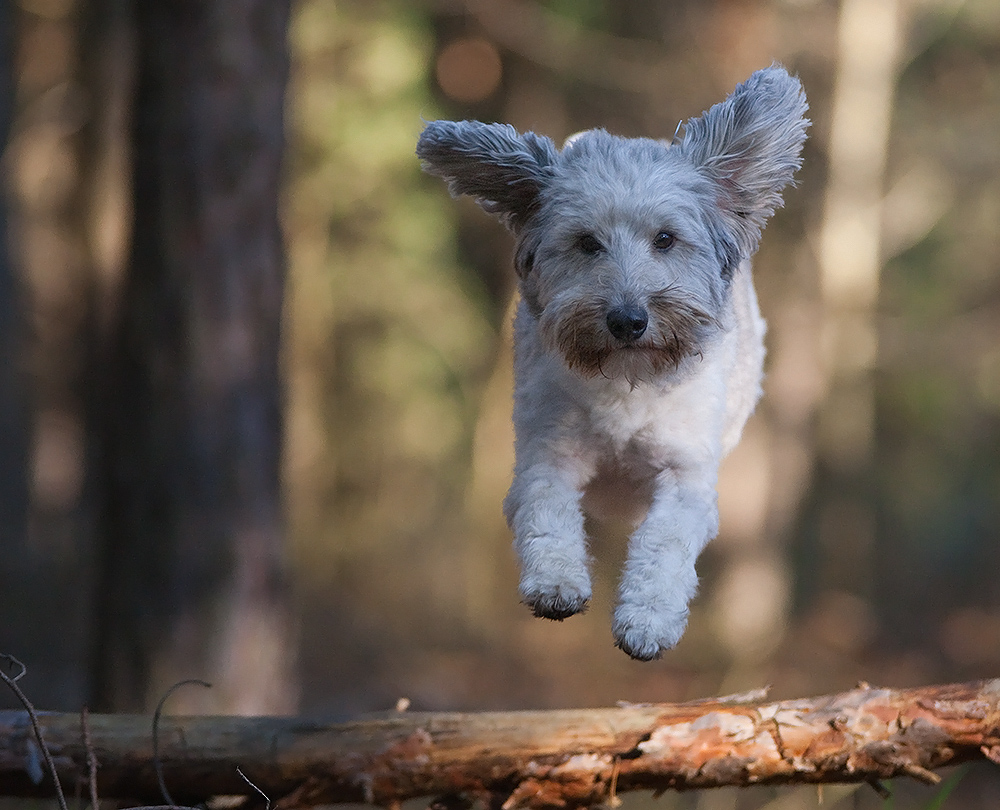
[597,353,610,380]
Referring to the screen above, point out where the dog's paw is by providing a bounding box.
[612,604,689,661]
[516,536,592,620]
[520,580,591,621]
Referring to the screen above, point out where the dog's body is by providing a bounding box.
[417,66,807,660]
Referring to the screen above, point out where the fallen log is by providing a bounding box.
[1,680,999,808]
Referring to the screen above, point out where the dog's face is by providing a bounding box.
[417,66,808,383]
[516,134,728,382]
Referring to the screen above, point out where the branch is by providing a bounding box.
[1,680,999,808]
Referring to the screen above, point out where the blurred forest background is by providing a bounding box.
[1,0,1000,807]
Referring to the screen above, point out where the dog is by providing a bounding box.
[417,65,808,660]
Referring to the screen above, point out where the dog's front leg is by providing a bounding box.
[504,459,594,621]
[612,467,719,660]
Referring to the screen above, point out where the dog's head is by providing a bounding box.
[417,65,808,384]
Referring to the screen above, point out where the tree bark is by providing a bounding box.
[0,0,34,700]
[0,2,29,545]
[1,680,999,807]
[89,0,296,714]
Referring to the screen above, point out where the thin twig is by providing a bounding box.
[866,778,891,800]
[152,679,212,807]
[0,654,70,810]
[606,757,622,808]
[73,766,82,810]
[81,707,100,810]
[237,766,271,810]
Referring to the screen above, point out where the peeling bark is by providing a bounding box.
[0,680,998,808]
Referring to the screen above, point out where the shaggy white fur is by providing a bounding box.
[417,66,808,660]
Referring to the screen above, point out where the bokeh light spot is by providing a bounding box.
[435,37,502,103]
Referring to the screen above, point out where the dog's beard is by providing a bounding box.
[545,291,717,385]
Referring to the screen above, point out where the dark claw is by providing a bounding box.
[525,594,589,621]
[614,637,664,662]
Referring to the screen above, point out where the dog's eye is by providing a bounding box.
[653,232,675,251]
[576,233,604,255]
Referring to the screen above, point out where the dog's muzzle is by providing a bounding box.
[549,293,716,382]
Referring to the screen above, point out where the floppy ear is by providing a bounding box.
[680,65,809,257]
[416,120,558,231]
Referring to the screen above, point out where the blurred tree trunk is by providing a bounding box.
[0,0,30,569]
[0,3,28,546]
[90,0,297,714]
[0,0,33,694]
[813,0,901,606]
[1,0,104,710]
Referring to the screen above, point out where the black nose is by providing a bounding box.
[606,305,648,342]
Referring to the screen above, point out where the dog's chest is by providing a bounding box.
[578,357,727,458]
[587,384,683,450]
[570,357,730,522]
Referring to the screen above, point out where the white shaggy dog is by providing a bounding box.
[417,66,808,660]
